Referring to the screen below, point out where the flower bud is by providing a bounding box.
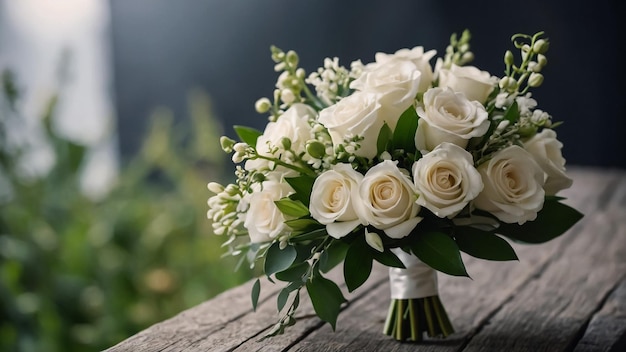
[255,98,272,113]
[207,182,224,194]
[499,76,513,90]
[537,54,548,67]
[224,184,240,196]
[533,39,549,54]
[528,61,541,73]
[286,50,299,67]
[528,73,544,87]
[296,68,306,79]
[233,143,248,153]
[461,51,474,63]
[280,137,292,150]
[220,136,236,153]
[518,124,537,137]
[496,120,510,133]
[305,140,326,159]
[504,50,514,66]
[281,89,295,104]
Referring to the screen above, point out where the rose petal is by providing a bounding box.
[326,220,361,239]
[383,216,423,239]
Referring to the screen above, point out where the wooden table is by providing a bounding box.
[106,167,626,352]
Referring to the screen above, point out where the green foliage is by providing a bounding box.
[496,198,583,243]
[454,227,518,261]
[0,77,253,351]
[410,231,469,277]
[305,273,346,330]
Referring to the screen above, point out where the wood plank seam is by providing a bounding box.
[564,274,626,352]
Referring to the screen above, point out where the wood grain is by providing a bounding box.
[105,167,626,352]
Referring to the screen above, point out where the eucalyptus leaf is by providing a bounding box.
[274,198,310,218]
[285,176,316,206]
[264,242,297,277]
[376,123,393,155]
[343,239,373,292]
[392,106,419,153]
[306,274,346,330]
[277,287,290,311]
[275,262,310,282]
[319,240,349,273]
[454,227,518,261]
[496,199,583,243]
[410,231,469,277]
[233,125,263,146]
[251,278,261,312]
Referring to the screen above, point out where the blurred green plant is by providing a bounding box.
[0,69,254,351]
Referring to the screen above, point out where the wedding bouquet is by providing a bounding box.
[207,30,583,341]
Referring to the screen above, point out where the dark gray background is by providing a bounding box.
[109,0,625,168]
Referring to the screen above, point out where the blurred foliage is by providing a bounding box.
[0,69,254,351]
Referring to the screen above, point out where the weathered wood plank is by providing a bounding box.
[460,171,626,352]
[105,167,626,352]
[573,278,626,352]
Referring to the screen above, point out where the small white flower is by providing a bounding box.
[243,179,294,243]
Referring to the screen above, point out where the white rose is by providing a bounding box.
[309,163,364,239]
[523,129,573,195]
[245,103,315,174]
[357,160,422,238]
[438,64,496,104]
[350,57,421,122]
[415,87,489,152]
[318,91,383,158]
[374,46,437,93]
[243,179,294,243]
[474,146,545,224]
[412,142,483,218]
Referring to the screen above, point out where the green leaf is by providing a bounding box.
[454,227,518,261]
[306,274,346,330]
[319,240,349,273]
[376,123,393,155]
[285,175,316,206]
[274,198,310,218]
[343,239,373,292]
[275,262,310,282]
[410,231,469,277]
[392,106,419,153]
[503,101,520,123]
[277,287,290,311]
[291,228,328,242]
[251,279,261,311]
[264,242,297,277]
[233,125,263,146]
[496,199,583,243]
[372,249,405,268]
[284,218,323,231]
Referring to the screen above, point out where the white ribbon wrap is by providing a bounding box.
[389,248,438,299]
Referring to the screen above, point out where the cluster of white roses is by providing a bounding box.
[208,31,573,255]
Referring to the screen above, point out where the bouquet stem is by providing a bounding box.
[383,295,454,341]
[385,249,454,342]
